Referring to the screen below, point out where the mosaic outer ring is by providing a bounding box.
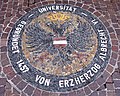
[7,4,112,92]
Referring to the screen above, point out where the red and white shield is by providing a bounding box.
[53,37,67,48]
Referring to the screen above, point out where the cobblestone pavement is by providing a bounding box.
[0,0,120,96]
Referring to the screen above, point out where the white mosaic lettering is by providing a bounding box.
[74,77,81,85]
[35,75,50,86]
[64,80,69,87]
[17,59,29,73]
[84,73,90,80]
[87,70,94,77]
[69,79,75,87]
[59,80,64,88]
[92,19,98,25]
[79,75,86,83]
[91,67,98,73]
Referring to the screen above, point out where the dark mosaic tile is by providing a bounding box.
[0,87,5,94]
[55,0,62,4]
[24,85,35,96]
[59,93,69,96]
[62,0,68,4]
[89,82,99,91]
[0,46,7,52]
[106,76,113,83]
[114,80,120,88]
[17,81,27,91]
[0,78,7,85]
[110,58,117,66]
[1,33,8,39]
[41,91,50,96]
[96,76,106,86]
[76,2,82,7]
[99,91,106,96]
[69,1,76,5]
[7,71,16,80]
[84,87,91,95]
[1,58,9,67]
[13,88,20,95]
[42,1,49,5]
[106,83,114,90]
[33,88,42,96]
[106,65,114,73]
[115,89,120,96]
[69,91,77,96]
[89,91,98,96]
[107,91,116,96]
[88,7,95,13]
[11,75,22,85]
[3,66,13,74]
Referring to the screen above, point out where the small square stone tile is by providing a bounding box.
[115,89,120,96]
[106,76,113,83]
[0,46,7,52]
[88,7,95,13]
[106,65,114,73]
[77,88,85,96]
[102,70,110,80]
[1,58,9,67]
[107,91,116,96]
[111,52,118,59]
[11,75,22,85]
[59,93,69,96]
[84,86,91,95]
[3,66,13,74]
[89,91,98,96]
[89,82,99,91]
[98,91,106,96]
[17,80,27,91]
[1,33,8,39]
[82,4,89,9]
[0,39,7,47]
[69,91,77,96]
[114,80,120,88]
[1,53,7,61]
[7,71,16,80]
[62,0,68,4]
[41,91,50,96]
[110,58,117,66]
[110,33,117,39]
[76,2,82,7]
[5,82,11,89]
[106,83,114,90]
[108,27,114,33]
[112,71,120,79]
[49,92,59,96]
[0,78,7,85]
[24,85,35,96]
[96,76,106,85]
[33,88,42,96]
[55,0,62,4]
[69,1,76,5]
[0,86,5,94]
[112,46,119,52]
[13,88,20,95]
[97,84,106,91]
[42,1,49,5]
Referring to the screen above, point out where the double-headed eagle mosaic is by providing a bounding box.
[23,12,97,75]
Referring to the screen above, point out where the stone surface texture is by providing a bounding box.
[0,0,120,96]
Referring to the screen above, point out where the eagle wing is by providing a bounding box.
[67,22,95,52]
[25,22,56,54]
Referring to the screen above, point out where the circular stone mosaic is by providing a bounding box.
[8,4,111,92]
